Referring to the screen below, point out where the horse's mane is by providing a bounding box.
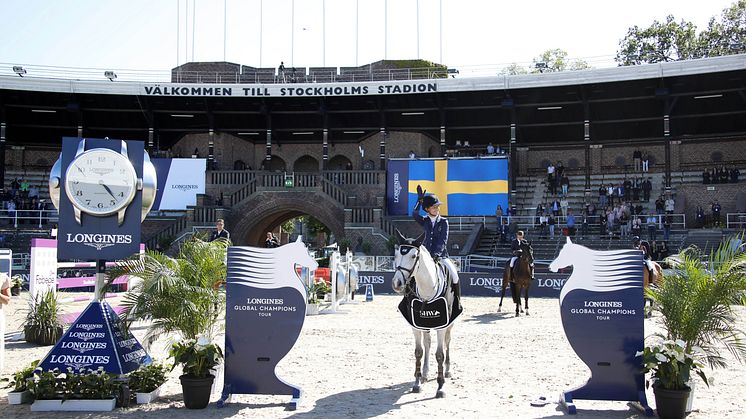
[227,242,310,297]
[558,243,641,305]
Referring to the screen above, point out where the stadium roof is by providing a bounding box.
[1,54,745,149]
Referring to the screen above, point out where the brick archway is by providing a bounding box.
[228,190,345,246]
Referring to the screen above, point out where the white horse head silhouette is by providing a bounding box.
[227,236,318,298]
[549,237,642,305]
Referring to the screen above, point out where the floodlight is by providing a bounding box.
[13,66,26,77]
[104,71,117,81]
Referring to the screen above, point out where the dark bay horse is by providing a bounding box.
[391,229,458,399]
[498,240,534,316]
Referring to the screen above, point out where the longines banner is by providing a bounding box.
[38,301,150,374]
[142,81,438,98]
[220,239,318,408]
[57,137,143,260]
[358,270,570,298]
[151,158,206,210]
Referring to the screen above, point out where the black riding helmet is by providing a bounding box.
[422,194,442,209]
[632,236,641,246]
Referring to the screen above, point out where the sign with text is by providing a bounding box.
[549,238,649,412]
[38,301,150,374]
[57,137,143,260]
[220,239,318,408]
[151,158,206,210]
[29,239,58,298]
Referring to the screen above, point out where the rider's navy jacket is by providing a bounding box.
[412,206,449,258]
[511,238,526,255]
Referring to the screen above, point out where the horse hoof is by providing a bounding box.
[526,311,530,316]
[445,372,451,378]
[497,307,501,312]
[412,386,421,393]
[436,390,446,398]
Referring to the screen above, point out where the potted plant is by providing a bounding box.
[30,367,118,412]
[7,360,39,404]
[306,279,323,315]
[110,237,228,409]
[638,339,708,419]
[646,234,746,416]
[129,362,169,404]
[10,274,23,296]
[23,289,64,345]
[170,337,223,409]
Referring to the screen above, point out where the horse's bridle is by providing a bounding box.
[395,244,421,290]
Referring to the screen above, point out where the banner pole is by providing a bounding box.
[95,259,106,301]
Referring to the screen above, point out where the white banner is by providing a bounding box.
[153,158,206,210]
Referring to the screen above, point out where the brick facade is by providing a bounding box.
[676,183,745,227]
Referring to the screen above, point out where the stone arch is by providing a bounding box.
[294,155,320,172]
[328,155,352,170]
[262,155,286,171]
[229,191,344,246]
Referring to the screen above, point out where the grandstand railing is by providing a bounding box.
[209,169,384,187]
[0,209,58,228]
[726,213,746,229]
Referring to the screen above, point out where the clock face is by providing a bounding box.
[64,148,138,216]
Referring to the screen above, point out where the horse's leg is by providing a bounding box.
[421,331,431,382]
[412,330,423,393]
[443,325,452,378]
[435,329,447,398]
[524,283,530,316]
[498,271,508,312]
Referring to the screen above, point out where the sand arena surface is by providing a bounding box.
[1,293,745,418]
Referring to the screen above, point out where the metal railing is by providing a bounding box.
[0,209,59,228]
[726,213,746,229]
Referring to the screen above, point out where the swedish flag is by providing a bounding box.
[407,159,509,216]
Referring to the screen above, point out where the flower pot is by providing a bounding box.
[653,385,691,419]
[306,303,320,315]
[31,398,116,412]
[7,390,33,405]
[180,374,214,409]
[11,285,21,296]
[24,325,63,346]
[136,384,164,404]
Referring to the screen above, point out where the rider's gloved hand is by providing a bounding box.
[416,185,426,205]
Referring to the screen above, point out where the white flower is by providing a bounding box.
[674,339,686,348]
[635,350,643,357]
[655,353,668,363]
[197,336,210,346]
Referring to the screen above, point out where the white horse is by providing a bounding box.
[391,229,458,399]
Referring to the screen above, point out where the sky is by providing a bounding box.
[0,0,738,79]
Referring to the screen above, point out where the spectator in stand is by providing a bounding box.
[607,209,617,238]
[509,201,518,221]
[486,142,495,155]
[560,196,569,217]
[719,166,729,183]
[209,219,231,242]
[10,178,20,199]
[623,178,632,201]
[665,195,675,214]
[712,200,722,227]
[632,177,641,201]
[731,167,740,183]
[599,184,607,208]
[631,216,642,237]
[607,184,616,206]
[650,240,659,261]
[566,209,576,236]
[658,241,670,260]
[633,149,642,172]
[556,161,565,181]
[495,204,504,225]
[6,200,15,226]
[599,211,608,238]
[663,215,672,241]
[616,183,625,205]
[695,206,705,228]
[500,219,510,243]
[19,179,29,198]
[581,209,589,238]
[548,214,556,239]
[408,150,416,159]
[535,203,544,217]
[642,153,650,172]
[265,232,280,248]
[539,213,548,238]
[28,184,39,200]
[547,162,556,194]
[551,199,560,217]
[586,201,596,216]
[646,213,658,241]
[560,175,570,196]
[703,168,710,184]
[619,209,630,238]
[655,195,665,215]
[642,178,652,202]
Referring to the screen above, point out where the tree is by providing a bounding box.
[530,49,593,73]
[698,1,746,58]
[616,2,746,65]
[616,15,699,65]
[500,63,528,75]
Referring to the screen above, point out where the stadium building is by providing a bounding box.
[1,55,745,270]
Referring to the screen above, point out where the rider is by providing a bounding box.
[632,235,655,275]
[413,185,461,305]
[508,230,535,282]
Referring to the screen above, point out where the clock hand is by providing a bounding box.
[101,183,117,200]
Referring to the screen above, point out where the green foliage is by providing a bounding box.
[338,238,352,253]
[531,49,592,73]
[65,367,119,400]
[616,2,746,65]
[303,216,330,237]
[647,233,746,369]
[639,339,708,390]
[169,338,224,378]
[109,237,227,347]
[308,279,331,303]
[8,360,39,392]
[23,289,64,344]
[28,369,63,400]
[386,235,398,252]
[11,274,24,288]
[157,235,174,253]
[128,362,169,393]
[500,63,529,75]
[281,218,296,234]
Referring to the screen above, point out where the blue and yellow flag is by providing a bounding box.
[386,158,509,216]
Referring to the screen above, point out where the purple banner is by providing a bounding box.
[386,160,409,215]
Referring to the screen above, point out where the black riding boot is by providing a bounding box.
[452,281,463,311]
